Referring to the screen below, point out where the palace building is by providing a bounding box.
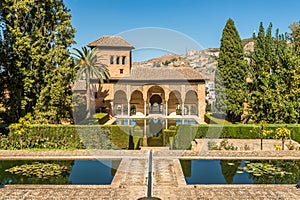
[74,36,207,122]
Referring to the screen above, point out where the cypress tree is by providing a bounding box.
[215,18,247,123]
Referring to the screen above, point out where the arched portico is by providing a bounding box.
[111,84,202,118]
[130,90,144,115]
[184,90,198,115]
[113,90,128,116]
[168,90,182,115]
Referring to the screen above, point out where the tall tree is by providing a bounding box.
[0,0,75,123]
[289,21,300,53]
[248,22,300,123]
[215,18,248,123]
[72,47,110,119]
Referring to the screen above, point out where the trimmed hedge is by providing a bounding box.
[93,113,109,124]
[204,114,231,124]
[162,129,176,146]
[0,124,140,150]
[173,124,300,149]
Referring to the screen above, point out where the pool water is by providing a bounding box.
[0,160,120,185]
[181,160,300,184]
[116,118,197,137]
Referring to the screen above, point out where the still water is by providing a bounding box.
[181,159,300,184]
[0,160,120,185]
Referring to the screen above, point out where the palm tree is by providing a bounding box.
[72,47,110,119]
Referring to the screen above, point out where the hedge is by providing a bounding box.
[93,113,109,124]
[173,124,300,149]
[162,129,176,146]
[204,114,231,124]
[0,124,140,150]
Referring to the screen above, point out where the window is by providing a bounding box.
[122,56,126,64]
[110,56,114,64]
[120,69,124,74]
[116,56,120,64]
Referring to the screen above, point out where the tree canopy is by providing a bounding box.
[0,0,75,123]
[247,22,300,123]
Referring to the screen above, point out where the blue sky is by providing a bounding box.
[65,0,300,61]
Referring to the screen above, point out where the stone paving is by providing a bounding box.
[0,149,300,199]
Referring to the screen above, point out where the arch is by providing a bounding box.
[149,95,163,114]
[147,86,165,114]
[184,90,198,115]
[130,90,144,115]
[114,90,128,115]
[168,90,182,115]
[150,94,162,104]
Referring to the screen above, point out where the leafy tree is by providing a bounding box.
[34,66,74,124]
[289,21,300,53]
[275,127,291,150]
[248,22,300,123]
[215,18,248,123]
[0,0,75,123]
[72,47,110,119]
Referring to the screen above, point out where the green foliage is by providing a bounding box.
[172,124,300,150]
[204,113,231,124]
[0,0,76,123]
[248,22,300,123]
[215,18,248,122]
[0,124,139,150]
[207,139,238,150]
[34,67,74,124]
[8,113,33,148]
[0,160,73,184]
[93,113,109,124]
[173,125,198,149]
[162,129,176,146]
[275,127,291,150]
[5,162,70,179]
[276,127,291,139]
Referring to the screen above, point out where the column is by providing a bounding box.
[144,101,147,116]
[127,102,130,116]
[110,102,114,116]
[165,119,168,129]
[165,101,168,116]
[182,102,185,116]
[143,118,148,147]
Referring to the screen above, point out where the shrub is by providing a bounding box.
[162,129,176,146]
[93,113,109,124]
[173,124,300,150]
[275,127,291,150]
[204,114,231,124]
[0,124,136,150]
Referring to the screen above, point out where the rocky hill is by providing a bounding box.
[132,39,254,81]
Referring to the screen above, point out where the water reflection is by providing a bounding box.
[181,160,300,184]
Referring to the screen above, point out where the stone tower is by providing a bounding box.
[87,36,134,79]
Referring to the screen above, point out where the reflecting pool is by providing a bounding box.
[0,160,120,185]
[180,160,300,184]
